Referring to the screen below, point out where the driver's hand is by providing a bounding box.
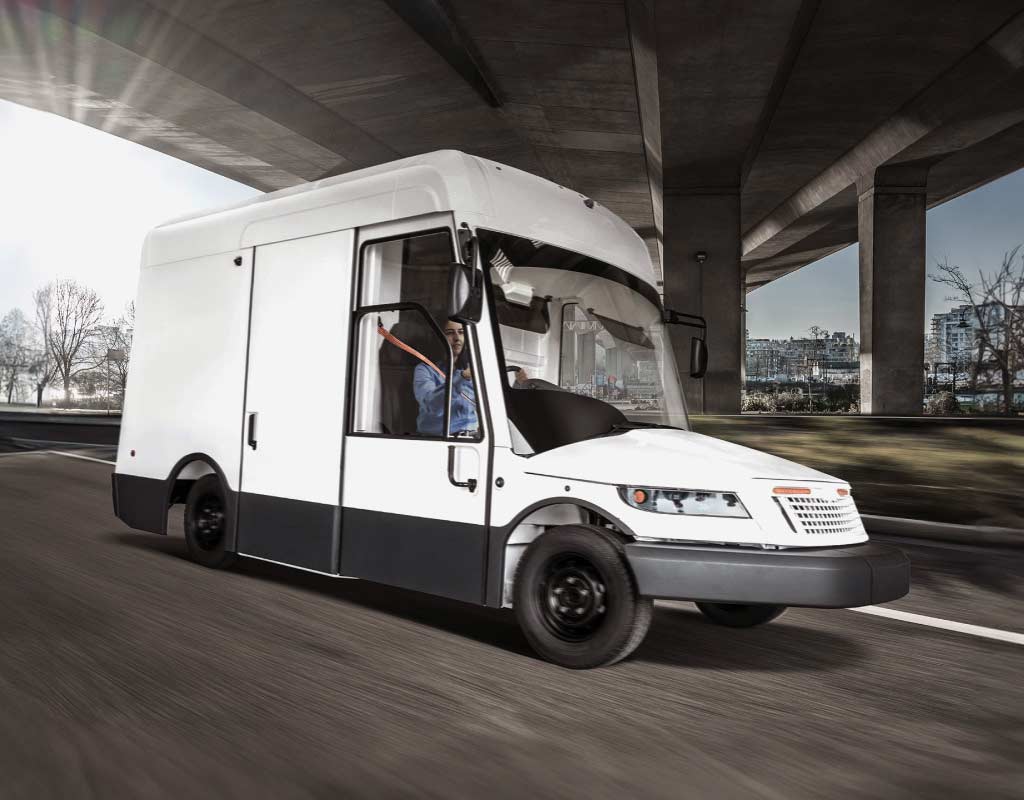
[461,367,472,380]
[515,368,528,385]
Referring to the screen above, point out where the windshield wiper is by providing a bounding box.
[580,420,680,441]
[609,420,678,432]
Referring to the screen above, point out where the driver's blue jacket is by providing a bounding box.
[413,363,478,436]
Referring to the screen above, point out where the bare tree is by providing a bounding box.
[106,301,134,399]
[89,301,135,408]
[807,325,829,408]
[34,279,106,406]
[0,309,39,404]
[931,246,1024,415]
[32,285,60,407]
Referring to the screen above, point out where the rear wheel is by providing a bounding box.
[695,602,786,628]
[514,525,652,669]
[184,474,237,569]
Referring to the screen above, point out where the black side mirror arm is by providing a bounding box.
[662,308,707,340]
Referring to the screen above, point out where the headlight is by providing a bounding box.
[618,486,749,518]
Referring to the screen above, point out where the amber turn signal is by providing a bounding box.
[773,486,811,495]
[837,488,850,497]
[632,488,649,504]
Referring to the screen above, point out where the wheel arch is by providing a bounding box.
[164,453,235,547]
[485,496,637,608]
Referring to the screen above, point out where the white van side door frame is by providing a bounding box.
[338,213,497,604]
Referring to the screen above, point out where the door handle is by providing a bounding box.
[247,412,258,450]
[447,445,477,492]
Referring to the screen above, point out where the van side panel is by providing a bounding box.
[236,229,354,571]
[115,250,253,504]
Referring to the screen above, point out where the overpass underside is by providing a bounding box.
[4,0,1024,413]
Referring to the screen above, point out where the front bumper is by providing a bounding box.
[626,540,909,608]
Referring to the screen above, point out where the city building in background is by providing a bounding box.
[926,302,1024,412]
[743,330,861,413]
[746,331,859,385]
[930,304,977,364]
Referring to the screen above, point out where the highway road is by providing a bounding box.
[1,445,1022,798]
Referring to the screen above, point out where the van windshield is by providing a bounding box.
[480,230,689,452]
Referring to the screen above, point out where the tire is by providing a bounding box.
[514,525,652,669]
[184,474,237,569]
[695,602,786,628]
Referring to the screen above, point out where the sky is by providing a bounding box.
[0,99,260,321]
[1,97,1021,339]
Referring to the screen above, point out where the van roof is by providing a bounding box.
[144,150,656,289]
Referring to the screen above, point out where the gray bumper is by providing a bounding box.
[625,540,909,608]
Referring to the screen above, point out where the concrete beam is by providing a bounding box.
[663,191,742,414]
[743,8,1024,266]
[26,0,399,171]
[626,0,663,273]
[739,0,821,187]
[382,0,501,109]
[858,166,929,415]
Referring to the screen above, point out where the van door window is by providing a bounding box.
[351,230,481,440]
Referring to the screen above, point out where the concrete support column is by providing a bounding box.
[662,190,743,414]
[857,165,929,415]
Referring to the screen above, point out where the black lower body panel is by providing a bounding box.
[237,492,340,574]
[626,540,910,608]
[112,473,169,534]
[341,508,486,604]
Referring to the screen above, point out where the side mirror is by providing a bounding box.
[689,337,708,379]
[447,262,482,323]
[661,306,709,378]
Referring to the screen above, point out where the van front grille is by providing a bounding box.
[780,494,863,536]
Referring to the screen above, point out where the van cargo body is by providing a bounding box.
[114,150,909,668]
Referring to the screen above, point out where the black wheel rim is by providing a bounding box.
[191,493,225,551]
[537,553,608,641]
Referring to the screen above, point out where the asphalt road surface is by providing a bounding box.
[1,449,1022,799]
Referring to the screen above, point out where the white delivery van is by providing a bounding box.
[113,150,909,668]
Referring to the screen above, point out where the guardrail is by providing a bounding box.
[0,412,121,447]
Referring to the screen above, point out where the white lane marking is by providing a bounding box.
[849,605,1024,646]
[0,450,47,458]
[47,450,116,466]
[10,436,112,449]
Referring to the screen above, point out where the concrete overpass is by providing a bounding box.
[4,0,1024,413]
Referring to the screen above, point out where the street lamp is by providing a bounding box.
[929,361,957,398]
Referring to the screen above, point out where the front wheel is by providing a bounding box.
[184,475,237,569]
[695,602,786,628]
[514,526,652,669]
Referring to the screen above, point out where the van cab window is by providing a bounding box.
[351,230,481,440]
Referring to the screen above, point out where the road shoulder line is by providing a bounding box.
[849,605,1024,646]
[48,450,116,466]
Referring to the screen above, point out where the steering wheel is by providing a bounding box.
[505,366,563,392]
[505,365,532,388]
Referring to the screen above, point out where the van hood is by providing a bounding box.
[524,428,839,488]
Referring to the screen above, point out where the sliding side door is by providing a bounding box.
[237,229,354,572]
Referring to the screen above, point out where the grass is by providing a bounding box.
[689,416,1024,529]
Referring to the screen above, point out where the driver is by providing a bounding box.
[413,320,478,436]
